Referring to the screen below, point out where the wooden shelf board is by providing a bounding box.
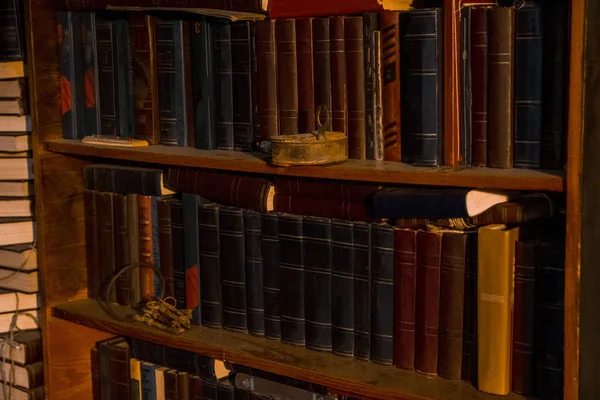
[45,139,564,191]
[53,299,531,400]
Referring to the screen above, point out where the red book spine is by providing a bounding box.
[329,16,347,134]
[274,176,380,200]
[67,0,265,12]
[344,16,366,159]
[274,194,368,221]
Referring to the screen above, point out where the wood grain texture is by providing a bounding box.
[53,299,531,400]
[45,139,565,191]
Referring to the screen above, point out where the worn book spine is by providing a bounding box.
[114,194,130,306]
[470,7,488,167]
[363,12,379,160]
[231,21,256,151]
[182,193,201,324]
[514,1,543,169]
[296,18,316,133]
[487,8,515,168]
[274,194,369,221]
[191,18,216,150]
[244,210,265,336]
[84,165,168,196]
[255,20,279,144]
[213,22,235,150]
[138,195,155,302]
[158,198,175,298]
[0,0,24,61]
[353,221,371,360]
[189,375,203,400]
[130,13,159,144]
[170,198,187,309]
[276,19,299,135]
[331,219,354,357]
[182,22,195,147]
[96,192,116,303]
[370,223,394,365]
[393,229,417,370]
[95,16,118,137]
[278,213,305,345]
[444,0,461,167]
[372,31,384,161]
[261,213,281,340]
[67,0,266,12]
[91,347,101,400]
[178,372,190,400]
[81,13,101,135]
[312,18,332,127]
[303,216,333,351]
[216,379,235,400]
[345,16,366,159]
[380,11,401,162]
[164,369,179,400]
[460,7,472,165]
[328,16,347,134]
[415,230,442,375]
[462,231,478,385]
[130,338,215,377]
[275,177,381,200]
[107,341,131,399]
[198,203,222,328]
[84,190,100,299]
[127,194,141,305]
[114,20,134,138]
[220,206,248,332]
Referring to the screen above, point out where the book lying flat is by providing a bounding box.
[0,80,26,99]
[0,61,25,80]
[0,244,36,271]
[0,331,42,365]
[0,198,33,218]
[0,361,43,389]
[0,99,26,115]
[0,182,33,197]
[0,384,44,400]
[0,268,38,293]
[0,310,39,334]
[0,116,30,132]
[0,219,35,247]
[0,291,39,313]
[0,133,30,152]
[0,158,32,180]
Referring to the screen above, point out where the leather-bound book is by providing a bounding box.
[198,202,222,328]
[275,177,380,200]
[512,240,536,395]
[514,1,543,169]
[170,198,186,309]
[535,242,565,399]
[278,213,305,346]
[244,210,265,336]
[443,0,461,167]
[312,18,332,126]
[189,375,203,400]
[470,7,488,167]
[230,365,329,395]
[345,16,366,159]
[373,31,384,161]
[191,18,216,150]
[220,206,248,332]
[182,194,200,324]
[106,340,131,399]
[113,194,130,306]
[217,378,235,400]
[0,331,42,365]
[541,0,568,169]
[393,229,417,370]
[414,230,442,375]
[255,20,279,144]
[331,219,355,357]
[353,221,371,360]
[165,167,274,213]
[400,9,444,167]
[460,7,472,165]
[213,22,235,150]
[114,20,135,138]
[202,377,217,400]
[138,195,155,302]
[231,21,257,151]
[67,0,268,12]
[274,195,369,221]
[303,216,333,352]
[81,14,102,135]
[96,192,116,303]
[363,12,379,160]
[276,19,299,135]
[261,213,281,340]
[370,223,394,365]
[0,0,24,62]
[158,197,175,298]
[269,0,412,18]
[95,16,119,137]
[165,369,187,400]
[83,165,173,196]
[470,194,553,226]
[127,194,141,305]
[84,190,100,299]
[462,229,478,385]
[380,11,401,162]
[329,16,347,133]
[91,347,100,400]
[487,8,515,168]
[296,18,316,133]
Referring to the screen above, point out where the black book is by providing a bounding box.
[114,19,135,138]
[83,164,172,196]
[278,213,305,346]
[331,219,355,357]
[182,193,201,324]
[216,378,235,400]
[244,209,265,336]
[213,21,235,150]
[95,15,118,137]
[231,21,256,152]
[363,12,379,160]
[198,202,222,328]
[81,13,102,135]
[353,221,371,360]
[303,216,333,352]
[261,213,281,340]
[460,7,472,166]
[202,377,218,400]
[0,0,25,61]
[170,198,187,309]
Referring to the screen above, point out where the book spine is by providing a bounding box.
[331,219,354,357]
[114,194,131,306]
[373,30,383,161]
[353,221,371,360]
[328,16,347,134]
[85,165,166,195]
[182,193,201,324]
[415,230,442,375]
[380,11,401,162]
[261,213,281,340]
[345,16,366,159]
[244,210,265,336]
[514,1,543,169]
[201,377,217,400]
[99,341,112,400]
[84,190,100,299]
[115,20,134,138]
[363,12,379,160]
[273,194,368,221]
[130,358,141,400]
[462,231,478,384]
[276,19,299,135]
[91,348,101,400]
[96,192,116,303]
[152,198,160,297]
[198,203,222,328]
[81,13,102,135]
[191,19,217,150]
[311,18,332,130]
[303,216,333,351]
[274,177,380,200]
[140,362,157,400]
[487,8,515,169]
[400,9,444,167]
[216,380,235,400]
[189,375,203,400]
[255,20,279,144]
[182,21,195,148]
[130,13,159,144]
[138,195,155,302]
[127,194,141,305]
[95,16,118,137]
[0,0,24,61]
[370,223,394,365]
[470,6,488,167]
[158,198,175,298]
[444,0,461,167]
[219,206,248,332]
[107,342,131,399]
[178,372,190,399]
[66,0,266,13]
[231,21,256,151]
[393,229,417,370]
[170,199,187,309]
[278,214,305,345]
[164,369,179,400]
[213,22,235,150]
[460,7,472,165]
[295,18,316,133]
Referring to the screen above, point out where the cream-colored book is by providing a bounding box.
[0,79,25,98]
[0,158,33,180]
[0,115,30,132]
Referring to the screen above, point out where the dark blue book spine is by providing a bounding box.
[244,209,264,336]
[460,7,472,165]
[213,22,234,150]
[198,203,222,328]
[95,16,118,137]
[182,193,201,325]
[261,213,281,340]
[171,198,187,309]
[140,362,158,400]
[231,21,256,151]
[353,221,371,360]
[115,19,135,138]
[151,196,161,297]
[331,219,355,357]
[81,13,102,135]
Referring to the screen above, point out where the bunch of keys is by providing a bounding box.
[130,297,193,335]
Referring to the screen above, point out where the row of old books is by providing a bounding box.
[92,337,335,400]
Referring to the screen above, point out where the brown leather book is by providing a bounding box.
[256,20,279,142]
[393,229,417,370]
[471,194,553,226]
[130,13,159,144]
[512,240,536,395]
[470,7,489,167]
[395,218,429,229]
[96,191,116,303]
[127,194,141,306]
[182,22,195,148]
[274,176,380,201]
[344,16,366,159]
[107,340,131,399]
[312,18,333,127]
[165,167,275,213]
[462,229,478,385]
[380,11,401,162]
[276,19,299,135]
[84,189,100,299]
[274,194,369,221]
[189,375,203,400]
[487,8,515,168]
[415,230,442,375]
[91,347,100,400]
[328,16,346,133]
[296,18,316,133]
[444,0,461,166]
[158,197,175,298]
[113,194,130,306]
[138,195,155,302]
